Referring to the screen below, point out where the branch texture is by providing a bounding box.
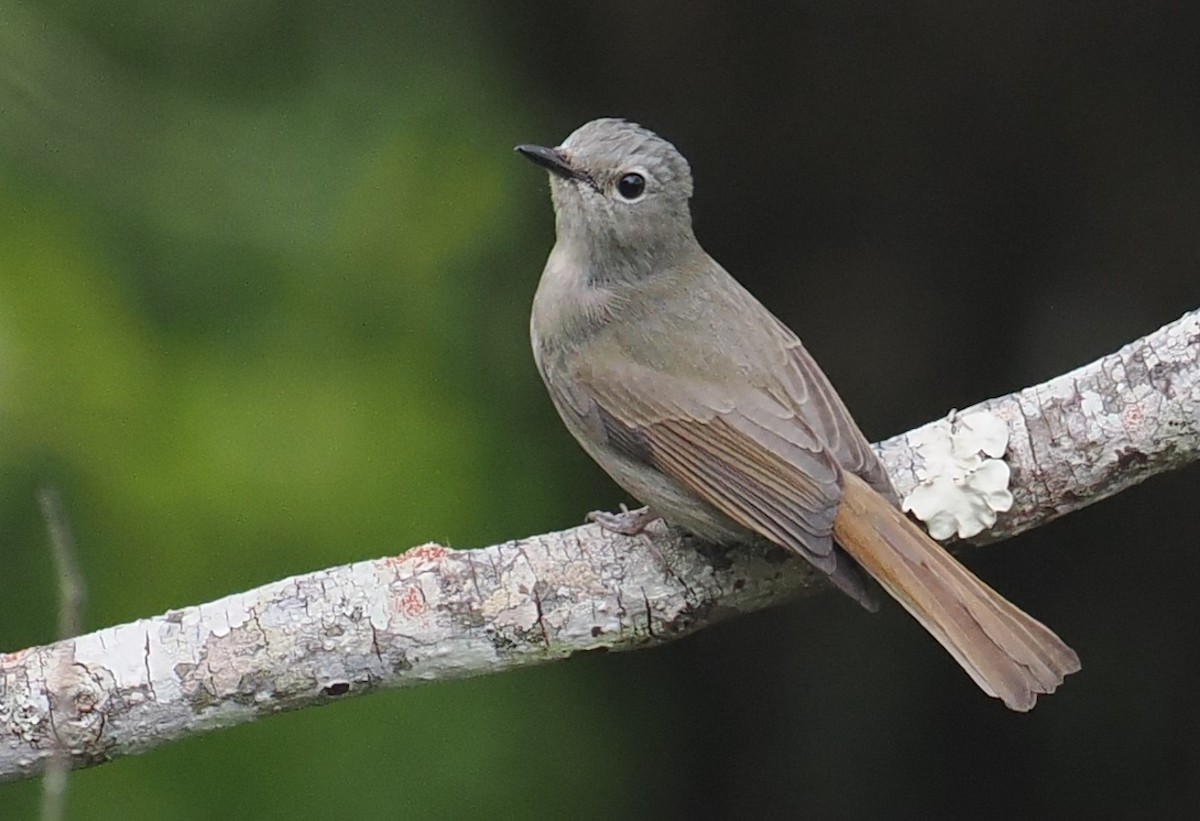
[2,309,1197,783]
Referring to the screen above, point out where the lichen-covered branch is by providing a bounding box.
[877,307,1200,535]
[2,308,1196,783]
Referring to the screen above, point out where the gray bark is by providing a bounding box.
[2,308,1196,783]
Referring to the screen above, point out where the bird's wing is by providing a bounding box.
[547,340,851,574]
[757,313,898,503]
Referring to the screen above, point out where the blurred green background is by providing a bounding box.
[2,1,1198,818]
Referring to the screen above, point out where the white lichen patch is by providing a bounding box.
[901,409,1015,540]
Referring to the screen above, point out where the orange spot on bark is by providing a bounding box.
[379,542,450,572]
[1123,404,1145,429]
[396,585,426,617]
[1,649,29,665]
[407,544,450,563]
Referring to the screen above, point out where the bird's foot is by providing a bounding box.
[587,504,661,536]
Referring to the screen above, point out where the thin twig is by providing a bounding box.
[37,486,86,821]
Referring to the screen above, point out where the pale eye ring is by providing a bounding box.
[616,172,646,201]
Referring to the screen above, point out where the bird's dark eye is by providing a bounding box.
[616,173,646,200]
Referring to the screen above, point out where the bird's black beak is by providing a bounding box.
[515,144,584,182]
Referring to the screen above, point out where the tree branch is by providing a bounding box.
[2,308,1197,783]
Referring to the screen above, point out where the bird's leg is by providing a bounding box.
[587,503,662,536]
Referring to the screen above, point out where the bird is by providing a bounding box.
[517,118,1080,711]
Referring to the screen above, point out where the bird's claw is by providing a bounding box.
[587,504,661,536]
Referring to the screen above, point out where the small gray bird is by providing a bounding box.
[517,118,1080,711]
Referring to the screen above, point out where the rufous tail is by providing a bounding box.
[833,473,1080,711]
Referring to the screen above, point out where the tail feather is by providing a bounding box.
[833,473,1080,711]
